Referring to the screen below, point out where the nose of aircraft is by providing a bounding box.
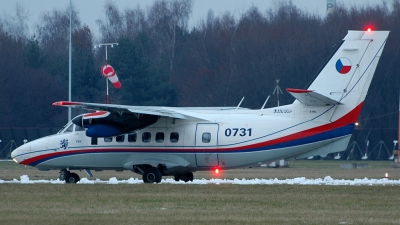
[11,144,28,164]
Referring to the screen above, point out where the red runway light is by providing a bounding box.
[367,28,372,32]
[214,168,219,174]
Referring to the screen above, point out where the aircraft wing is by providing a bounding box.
[286,88,342,106]
[52,101,211,120]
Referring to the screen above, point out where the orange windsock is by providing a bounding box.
[101,64,121,88]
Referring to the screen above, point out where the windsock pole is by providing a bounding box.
[105,48,109,104]
[95,43,118,104]
[106,57,109,104]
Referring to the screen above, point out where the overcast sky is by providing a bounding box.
[1,0,384,38]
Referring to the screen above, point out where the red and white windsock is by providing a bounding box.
[101,64,121,88]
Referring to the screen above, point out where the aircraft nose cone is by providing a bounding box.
[11,144,27,164]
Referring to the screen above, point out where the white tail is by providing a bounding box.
[288,30,389,122]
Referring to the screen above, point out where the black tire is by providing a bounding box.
[65,173,80,183]
[143,168,162,183]
[176,172,194,182]
[186,172,194,182]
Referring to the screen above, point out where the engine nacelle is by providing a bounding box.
[72,111,158,137]
[86,124,123,137]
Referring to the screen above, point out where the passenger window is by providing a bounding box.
[116,135,125,142]
[202,132,211,143]
[170,132,179,143]
[75,125,85,131]
[64,124,74,133]
[156,132,164,143]
[128,132,137,142]
[142,132,151,143]
[104,137,112,142]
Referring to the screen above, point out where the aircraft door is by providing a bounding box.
[195,123,219,167]
[195,123,219,146]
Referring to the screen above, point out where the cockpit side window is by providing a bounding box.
[75,125,85,132]
[64,124,74,133]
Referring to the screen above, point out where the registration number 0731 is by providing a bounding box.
[224,128,252,137]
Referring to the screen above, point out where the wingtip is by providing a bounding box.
[52,101,80,106]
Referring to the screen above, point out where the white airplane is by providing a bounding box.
[11,30,389,183]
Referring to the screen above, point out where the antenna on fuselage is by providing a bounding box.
[236,97,245,110]
[273,79,283,106]
[261,95,270,109]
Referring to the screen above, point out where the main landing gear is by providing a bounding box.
[174,172,194,182]
[143,168,162,183]
[134,166,194,183]
[59,169,80,183]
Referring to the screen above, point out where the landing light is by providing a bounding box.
[13,158,18,163]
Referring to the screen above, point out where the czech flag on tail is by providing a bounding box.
[101,64,121,88]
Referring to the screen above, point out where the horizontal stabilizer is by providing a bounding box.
[286,88,342,106]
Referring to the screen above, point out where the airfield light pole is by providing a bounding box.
[95,43,118,104]
[68,0,72,121]
[273,79,283,107]
[272,79,286,166]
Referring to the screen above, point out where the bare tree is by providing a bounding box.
[96,2,123,42]
[0,2,29,40]
[35,6,81,81]
[124,6,147,39]
[147,0,194,70]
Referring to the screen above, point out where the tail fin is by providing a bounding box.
[290,30,389,121]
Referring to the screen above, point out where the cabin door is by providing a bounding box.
[195,123,219,167]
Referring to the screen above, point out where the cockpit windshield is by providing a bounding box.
[57,121,73,134]
[57,115,85,134]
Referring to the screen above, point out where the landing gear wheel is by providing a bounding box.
[174,172,194,182]
[143,168,162,183]
[65,173,80,183]
[186,172,194,182]
[182,172,194,182]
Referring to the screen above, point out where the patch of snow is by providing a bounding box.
[2,175,400,186]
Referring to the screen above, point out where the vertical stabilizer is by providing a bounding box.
[295,30,389,122]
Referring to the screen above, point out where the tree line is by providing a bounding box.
[0,0,399,130]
